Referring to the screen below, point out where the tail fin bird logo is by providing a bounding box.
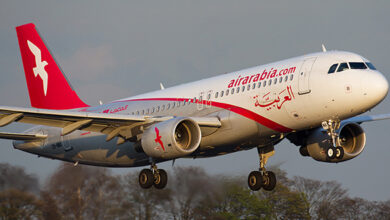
[154,127,165,151]
[27,40,48,96]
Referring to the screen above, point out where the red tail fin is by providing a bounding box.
[16,23,89,110]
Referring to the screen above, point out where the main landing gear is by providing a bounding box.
[322,120,344,160]
[139,163,168,189]
[248,146,277,191]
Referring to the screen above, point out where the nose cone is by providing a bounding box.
[362,71,389,107]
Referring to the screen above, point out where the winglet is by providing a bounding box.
[16,23,89,110]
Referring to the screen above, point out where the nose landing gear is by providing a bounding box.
[138,164,168,189]
[248,146,277,191]
[322,120,344,160]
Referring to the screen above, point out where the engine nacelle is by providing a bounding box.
[301,122,366,162]
[141,117,201,159]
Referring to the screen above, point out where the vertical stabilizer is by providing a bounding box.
[16,23,89,110]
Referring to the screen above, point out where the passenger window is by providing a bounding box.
[199,96,203,102]
[220,91,224,97]
[268,80,272,86]
[167,103,170,109]
[285,75,288,82]
[290,74,294,81]
[142,110,145,114]
[146,109,150,114]
[366,62,376,70]
[252,83,256,89]
[247,85,250,91]
[215,92,219,98]
[328,64,338,73]
[231,88,235,95]
[157,106,160,112]
[136,111,139,115]
[207,93,211,100]
[279,77,283,83]
[263,81,266,87]
[274,78,277,84]
[151,107,155,113]
[258,82,262,88]
[225,89,229,96]
[236,87,240,93]
[162,105,165,111]
[337,63,349,72]
[242,86,245,92]
[177,101,180,107]
[172,102,175,108]
[349,62,367,69]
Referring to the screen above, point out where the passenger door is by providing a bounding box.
[298,57,316,95]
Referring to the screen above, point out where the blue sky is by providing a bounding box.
[0,1,389,200]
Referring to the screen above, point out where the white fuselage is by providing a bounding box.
[14,51,388,167]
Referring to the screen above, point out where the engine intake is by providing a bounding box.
[141,117,201,159]
[301,122,366,162]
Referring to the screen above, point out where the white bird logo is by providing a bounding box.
[27,40,48,96]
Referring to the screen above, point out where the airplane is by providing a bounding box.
[0,22,388,191]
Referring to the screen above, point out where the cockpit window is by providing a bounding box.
[337,63,349,72]
[328,64,338,74]
[349,62,367,69]
[366,62,377,70]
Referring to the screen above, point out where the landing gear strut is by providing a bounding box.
[139,163,168,189]
[322,120,344,160]
[248,146,277,191]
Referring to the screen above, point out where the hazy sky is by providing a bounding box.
[0,1,389,201]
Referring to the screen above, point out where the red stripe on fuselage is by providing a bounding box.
[113,98,292,133]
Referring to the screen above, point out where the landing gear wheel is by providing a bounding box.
[262,171,277,191]
[153,169,168,189]
[326,147,336,160]
[335,146,344,159]
[248,171,263,191]
[139,169,154,189]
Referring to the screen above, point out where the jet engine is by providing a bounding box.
[300,122,366,162]
[141,117,201,159]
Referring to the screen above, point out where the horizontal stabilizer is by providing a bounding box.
[0,132,47,141]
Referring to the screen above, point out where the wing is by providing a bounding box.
[0,106,221,144]
[344,113,390,124]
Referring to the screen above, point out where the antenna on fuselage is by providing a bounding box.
[322,44,327,52]
[160,83,165,90]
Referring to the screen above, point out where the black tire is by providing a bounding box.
[139,169,154,189]
[154,169,168,189]
[326,147,336,160]
[248,171,262,191]
[263,171,277,191]
[335,146,344,159]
